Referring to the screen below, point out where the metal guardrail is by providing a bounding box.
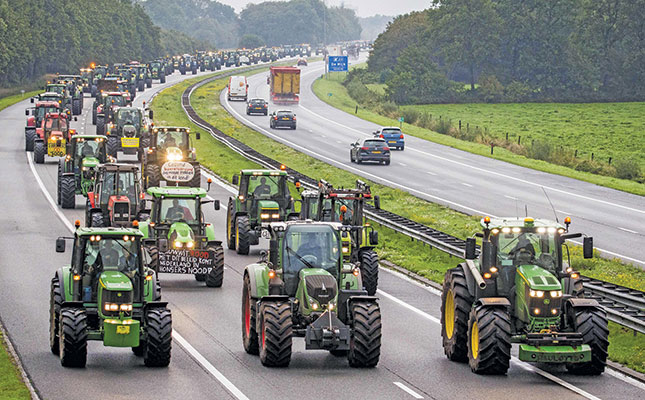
[179,73,645,334]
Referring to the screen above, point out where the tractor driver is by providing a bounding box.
[165,199,194,221]
[163,133,177,148]
[81,141,97,158]
[508,233,536,265]
[252,177,272,197]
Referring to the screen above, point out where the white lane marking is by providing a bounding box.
[26,134,250,400]
[556,210,570,215]
[570,239,645,265]
[426,171,437,176]
[201,168,237,194]
[297,104,645,216]
[336,140,342,144]
[398,163,407,167]
[461,183,473,188]
[618,227,638,234]
[504,195,517,200]
[605,368,645,391]
[174,332,250,400]
[224,96,493,216]
[377,288,604,399]
[393,382,424,399]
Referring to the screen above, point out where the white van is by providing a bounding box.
[228,76,248,101]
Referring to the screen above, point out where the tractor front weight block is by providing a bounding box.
[305,311,350,351]
[519,344,591,364]
[103,318,140,348]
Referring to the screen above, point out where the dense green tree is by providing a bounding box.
[239,34,265,50]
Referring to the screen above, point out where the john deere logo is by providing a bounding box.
[543,299,550,305]
[117,293,122,297]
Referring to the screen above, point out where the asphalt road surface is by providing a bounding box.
[222,57,645,269]
[0,59,644,400]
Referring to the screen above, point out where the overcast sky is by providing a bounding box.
[218,0,430,17]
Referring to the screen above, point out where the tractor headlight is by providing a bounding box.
[342,246,349,254]
[260,213,270,219]
[120,304,132,312]
[529,290,544,298]
[174,240,183,248]
[186,241,194,248]
[550,290,562,298]
[271,213,280,219]
[104,303,119,312]
[310,302,319,310]
[82,167,88,171]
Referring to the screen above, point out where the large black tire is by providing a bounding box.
[107,135,118,157]
[348,301,381,367]
[92,108,97,125]
[160,74,166,84]
[57,160,63,205]
[144,308,172,367]
[25,129,35,151]
[226,199,236,250]
[467,305,511,375]
[34,141,45,164]
[194,274,206,282]
[242,274,259,355]
[138,80,145,92]
[73,99,81,115]
[91,85,97,98]
[235,215,251,255]
[96,116,105,135]
[187,166,201,188]
[258,302,292,367]
[441,267,474,362]
[359,250,379,296]
[146,78,152,88]
[49,275,63,355]
[566,308,609,375]
[91,212,105,227]
[148,246,159,272]
[60,175,76,209]
[59,308,88,368]
[205,245,224,287]
[145,164,161,188]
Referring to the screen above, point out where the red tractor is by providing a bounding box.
[25,101,62,151]
[33,113,77,164]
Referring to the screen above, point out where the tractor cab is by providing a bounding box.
[35,92,64,105]
[107,107,151,160]
[143,127,201,188]
[58,135,109,209]
[33,112,77,164]
[86,164,143,227]
[46,83,68,97]
[50,224,171,367]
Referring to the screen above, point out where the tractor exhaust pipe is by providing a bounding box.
[466,260,487,289]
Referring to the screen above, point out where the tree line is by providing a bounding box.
[366,0,645,104]
[0,0,203,86]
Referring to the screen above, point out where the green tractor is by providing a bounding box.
[242,221,382,367]
[106,106,152,161]
[227,169,299,255]
[138,186,224,287]
[298,180,380,295]
[142,127,201,188]
[57,135,110,209]
[90,65,109,97]
[45,83,72,113]
[54,75,84,115]
[51,222,171,367]
[148,61,166,84]
[441,216,608,375]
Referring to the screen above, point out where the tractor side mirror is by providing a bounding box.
[25,109,30,116]
[56,238,66,253]
[149,110,154,119]
[465,237,477,260]
[374,195,381,210]
[269,239,278,266]
[31,97,35,103]
[369,230,378,246]
[583,237,593,259]
[213,200,220,211]
[232,175,239,185]
[158,238,169,252]
[74,117,77,121]
[196,131,201,140]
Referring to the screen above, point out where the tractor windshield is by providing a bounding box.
[36,106,58,119]
[157,131,188,149]
[106,95,127,107]
[100,171,137,207]
[117,109,141,127]
[494,229,559,271]
[45,117,67,131]
[159,198,198,224]
[94,67,107,77]
[74,139,106,167]
[283,225,340,294]
[46,85,65,95]
[246,175,288,199]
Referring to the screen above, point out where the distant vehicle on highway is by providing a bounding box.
[350,138,391,165]
[297,57,308,66]
[227,75,248,101]
[374,126,405,150]
[247,98,268,115]
[269,110,296,129]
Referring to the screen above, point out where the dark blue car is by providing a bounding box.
[374,126,405,150]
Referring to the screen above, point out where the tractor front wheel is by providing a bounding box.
[59,308,88,368]
[145,164,161,189]
[467,305,511,375]
[187,165,201,188]
[25,129,35,152]
[359,250,379,296]
[96,116,105,135]
[259,302,292,367]
[242,273,259,354]
[441,267,473,362]
[49,275,63,355]
[348,300,381,368]
[566,308,609,375]
[60,175,76,209]
[91,212,105,227]
[235,215,251,255]
[143,308,172,367]
[107,135,119,157]
[34,141,45,164]
[73,99,81,115]
[205,245,224,287]
[226,200,236,250]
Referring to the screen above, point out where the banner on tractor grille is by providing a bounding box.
[161,161,195,182]
[158,249,215,274]
[120,137,140,148]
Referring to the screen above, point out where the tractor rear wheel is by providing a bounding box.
[92,108,97,125]
[146,79,152,88]
[59,308,88,368]
[91,85,97,98]
[226,200,236,250]
[25,129,35,151]
[348,300,381,368]
[144,308,172,367]
[235,215,251,255]
[91,212,105,227]
[441,267,473,362]
[359,250,379,296]
[205,245,224,287]
[242,273,259,355]
[566,308,609,375]
[107,135,118,157]
[329,349,349,357]
[259,301,292,367]
[49,275,63,355]
[187,165,201,188]
[145,164,161,188]
[160,74,166,84]
[34,141,45,164]
[194,274,206,282]
[148,246,159,272]
[96,116,105,135]
[73,99,81,115]
[60,175,76,209]
[138,80,145,92]
[467,305,511,375]
[57,160,63,204]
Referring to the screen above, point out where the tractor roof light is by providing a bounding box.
[280,164,287,170]
[74,220,81,228]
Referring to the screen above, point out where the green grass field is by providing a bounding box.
[152,68,645,374]
[313,77,645,196]
[0,90,40,113]
[0,331,30,400]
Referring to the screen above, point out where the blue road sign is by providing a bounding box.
[328,56,348,72]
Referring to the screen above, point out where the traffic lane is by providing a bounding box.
[239,66,645,265]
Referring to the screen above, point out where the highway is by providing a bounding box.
[222,57,645,268]
[0,61,644,400]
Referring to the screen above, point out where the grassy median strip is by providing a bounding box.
[0,90,40,113]
[151,69,645,373]
[313,77,645,197]
[0,331,30,400]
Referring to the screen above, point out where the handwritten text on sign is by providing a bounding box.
[161,161,195,182]
[158,249,215,274]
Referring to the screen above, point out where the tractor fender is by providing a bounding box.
[54,269,70,302]
[457,262,477,298]
[244,264,270,299]
[340,294,378,323]
[204,224,217,242]
[565,298,600,309]
[207,240,223,247]
[144,301,169,310]
[475,297,511,308]
[61,301,84,308]
[34,136,44,143]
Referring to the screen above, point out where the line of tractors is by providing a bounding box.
[25,52,609,378]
